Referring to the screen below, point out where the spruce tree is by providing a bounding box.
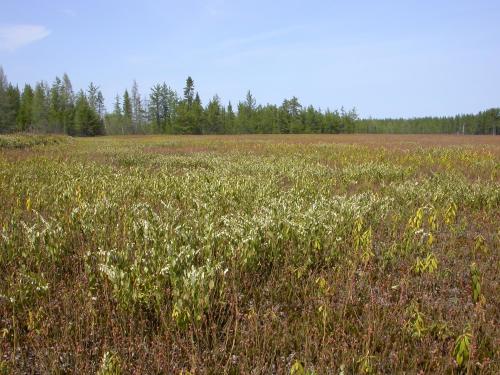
[131,80,142,133]
[61,73,75,134]
[0,67,7,132]
[192,92,204,134]
[17,84,34,131]
[32,82,50,133]
[74,90,102,136]
[87,82,99,113]
[206,95,222,134]
[122,90,132,133]
[183,76,195,107]
[49,77,63,133]
[225,101,235,134]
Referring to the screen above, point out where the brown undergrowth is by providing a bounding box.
[0,134,499,374]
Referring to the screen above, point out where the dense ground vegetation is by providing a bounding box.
[0,134,498,373]
[1,67,498,136]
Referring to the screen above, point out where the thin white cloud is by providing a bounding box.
[126,55,156,66]
[0,24,51,51]
[61,9,77,17]
[219,26,304,49]
[205,0,226,17]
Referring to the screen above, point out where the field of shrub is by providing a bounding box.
[0,134,70,149]
[0,134,499,373]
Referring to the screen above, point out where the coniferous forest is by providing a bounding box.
[0,67,498,136]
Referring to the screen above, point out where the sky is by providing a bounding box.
[0,0,499,118]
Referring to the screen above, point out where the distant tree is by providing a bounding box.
[0,67,7,132]
[74,91,88,135]
[340,107,358,133]
[17,84,34,131]
[163,84,179,132]
[183,76,195,107]
[323,109,342,133]
[258,104,279,133]
[87,82,99,112]
[131,80,142,133]
[74,90,103,136]
[3,84,21,133]
[205,94,223,134]
[480,108,499,135]
[225,101,235,134]
[282,97,303,133]
[174,102,193,134]
[96,91,106,119]
[1,66,498,136]
[113,94,121,116]
[49,77,63,133]
[0,68,21,133]
[304,105,320,133]
[277,106,289,134]
[61,73,75,134]
[0,66,7,91]
[123,91,131,116]
[103,94,123,135]
[192,92,204,134]
[122,90,132,133]
[236,90,256,133]
[149,84,163,133]
[32,82,50,133]
[175,77,198,134]
[149,83,178,133]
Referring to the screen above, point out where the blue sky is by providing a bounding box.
[1,0,499,118]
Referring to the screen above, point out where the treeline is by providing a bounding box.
[104,77,359,135]
[0,67,104,136]
[358,111,499,135]
[0,66,498,135]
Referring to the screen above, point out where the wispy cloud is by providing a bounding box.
[126,54,156,66]
[210,26,305,66]
[219,26,303,49]
[0,24,51,51]
[205,0,226,17]
[61,9,77,17]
